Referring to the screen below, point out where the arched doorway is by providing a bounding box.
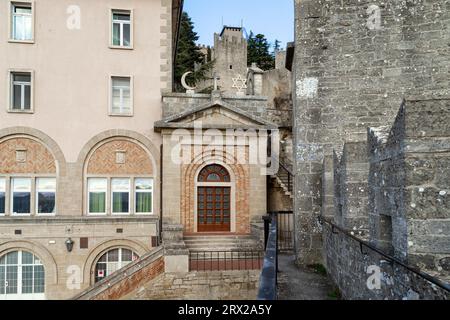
[0,250,45,300]
[94,247,139,283]
[197,164,231,232]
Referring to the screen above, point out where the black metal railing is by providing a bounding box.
[278,161,293,194]
[263,211,294,252]
[270,152,294,194]
[159,144,163,245]
[189,250,264,272]
[277,211,294,251]
[258,213,278,300]
[318,215,450,293]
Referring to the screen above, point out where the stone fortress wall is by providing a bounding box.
[323,99,450,300]
[293,0,450,264]
[292,0,450,299]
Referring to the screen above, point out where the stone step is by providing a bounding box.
[184,235,263,252]
[184,235,255,240]
[185,240,261,247]
[272,176,294,199]
[184,239,256,244]
[185,244,260,249]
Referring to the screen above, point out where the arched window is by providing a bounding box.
[0,250,45,300]
[198,164,230,183]
[0,137,57,216]
[94,248,139,283]
[85,139,154,216]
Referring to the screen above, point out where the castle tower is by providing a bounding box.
[212,26,248,94]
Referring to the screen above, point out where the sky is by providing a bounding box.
[183,0,294,50]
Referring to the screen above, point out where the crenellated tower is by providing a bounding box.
[212,26,248,93]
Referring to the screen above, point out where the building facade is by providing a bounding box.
[0,0,294,300]
[0,0,183,300]
[290,0,450,299]
[291,0,450,266]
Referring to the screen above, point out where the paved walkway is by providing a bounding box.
[277,254,338,300]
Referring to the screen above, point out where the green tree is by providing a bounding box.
[174,12,208,92]
[273,39,282,53]
[247,32,275,70]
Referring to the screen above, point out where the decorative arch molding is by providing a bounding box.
[86,139,154,175]
[82,239,149,285]
[76,130,160,172]
[194,161,236,232]
[0,240,58,284]
[77,130,160,216]
[185,150,246,186]
[194,160,237,184]
[181,149,250,234]
[0,127,67,175]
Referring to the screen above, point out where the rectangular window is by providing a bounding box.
[88,178,107,214]
[112,178,130,214]
[111,77,132,115]
[0,178,5,215]
[11,72,32,111]
[135,178,153,214]
[11,2,33,41]
[379,214,394,254]
[111,10,131,47]
[11,178,31,215]
[36,178,56,215]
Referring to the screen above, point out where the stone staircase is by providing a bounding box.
[272,160,293,199]
[184,234,263,252]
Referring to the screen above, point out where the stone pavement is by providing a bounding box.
[277,254,338,300]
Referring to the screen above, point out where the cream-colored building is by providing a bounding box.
[0,0,290,300]
[0,0,183,300]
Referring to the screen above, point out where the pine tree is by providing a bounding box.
[247,32,275,70]
[273,39,282,53]
[174,12,204,91]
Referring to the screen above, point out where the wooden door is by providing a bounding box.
[197,186,231,232]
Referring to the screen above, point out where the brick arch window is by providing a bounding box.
[0,137,57,217]
[85,139,154,216]
[198,164,231,183]
[94,248,139,283]
[0,250,45,300]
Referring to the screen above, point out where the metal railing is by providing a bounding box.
[270,151,294,194]
[277,211,294,251]
[189,250,264,272]
[263,211,294,252]
[278,161,293,194]
[258,213,278,300]
[318,215,450,293]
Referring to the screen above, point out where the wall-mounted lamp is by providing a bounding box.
[65,238,74,252]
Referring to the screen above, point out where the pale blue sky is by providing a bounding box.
[183,0,294,50]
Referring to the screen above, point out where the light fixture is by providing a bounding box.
[65,238,74,252]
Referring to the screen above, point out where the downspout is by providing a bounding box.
[159,144,163,245]
[172,0,184,92]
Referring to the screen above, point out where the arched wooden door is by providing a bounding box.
[197,165,231,232]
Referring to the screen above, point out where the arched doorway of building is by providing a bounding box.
[94,247,139,283]
[0,250,45,300]
[197,164,232,232]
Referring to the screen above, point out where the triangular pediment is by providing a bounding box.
[154,100,277,131]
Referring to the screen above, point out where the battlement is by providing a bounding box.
[220,26,243,37]
[214,26,246,46]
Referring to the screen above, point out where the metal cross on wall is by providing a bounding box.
[232,74,248,95]
[213,73,221,91]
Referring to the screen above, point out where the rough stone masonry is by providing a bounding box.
[293,0,450,265]
[323,98,450,300]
